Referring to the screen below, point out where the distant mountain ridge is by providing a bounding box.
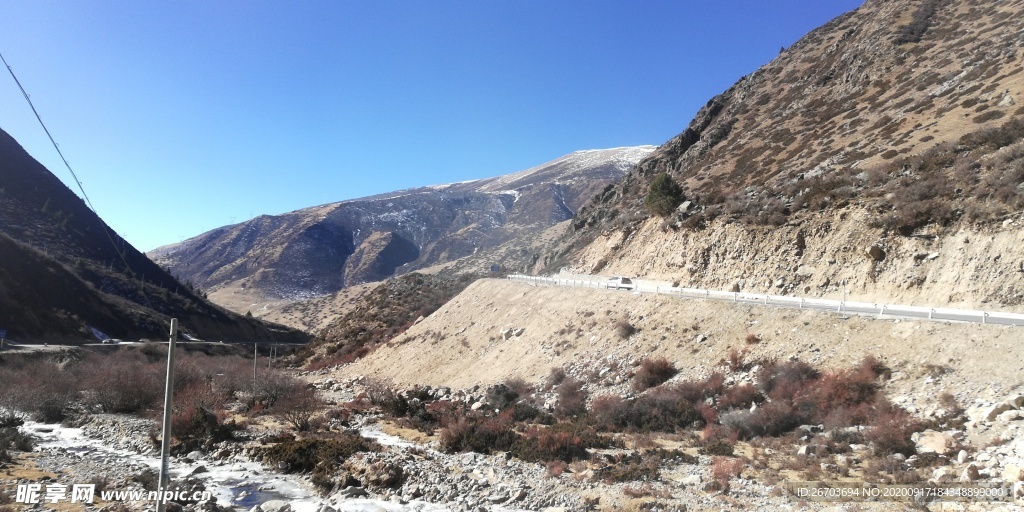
[150,146,654,301]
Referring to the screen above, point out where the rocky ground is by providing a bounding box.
[302,367,1024,512]
[2,372,1024,512]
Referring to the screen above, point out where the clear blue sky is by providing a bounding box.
[1,1,862,251]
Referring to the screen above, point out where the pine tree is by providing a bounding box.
[645,173,684,216]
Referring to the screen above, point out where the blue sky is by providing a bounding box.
[1,1,862,251]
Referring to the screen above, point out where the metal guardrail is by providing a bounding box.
[506,274,1024,326]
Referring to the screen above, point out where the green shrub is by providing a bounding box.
[644,173,684,216]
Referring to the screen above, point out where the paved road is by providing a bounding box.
[507,274,1024,327]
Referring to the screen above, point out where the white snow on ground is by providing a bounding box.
[19,421,475,512]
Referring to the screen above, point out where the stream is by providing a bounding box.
[22,421,454,512]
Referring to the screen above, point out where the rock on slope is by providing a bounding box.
[544,0,1024,309]
[151,146,654,302]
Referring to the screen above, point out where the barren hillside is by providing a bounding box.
[329,279,1024,396]
[545,0,1024,309]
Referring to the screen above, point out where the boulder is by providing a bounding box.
[1011,395,1024,409]
[984,403,1014,421]
[678,474,702,486]
[959,463,980,483]
[930,467,957,482]
[798,444,827,457]
[486,492,509,504]
[914,430,957,456]
[258,501,292,512]
[997,409,1022,422]
[1003,465,1024,482]
[335,486,369,498]
[957,450,969,464]
[866,244,886,261]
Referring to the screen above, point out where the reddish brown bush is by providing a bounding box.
[864,409,921,456]
[758,360,820,399]
[439,413,518,454]
[712,456,744,484]
[631,357,678,391]
[555,378,588,418]
[514,425,588,463]
[725,348,750,372]
[80,352,163,414]
[718,383,762,411]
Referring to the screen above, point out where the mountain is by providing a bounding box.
[540,0,1024,308]
[150,146,655,303]
[0,126,309,343]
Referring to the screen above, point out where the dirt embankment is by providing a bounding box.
[566,209,1024,310]
[328,278,1024,396]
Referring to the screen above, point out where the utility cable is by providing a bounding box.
[1,50,155,310]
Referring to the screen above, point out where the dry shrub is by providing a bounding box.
[547,367,567,388]
[744,333,761,345]
[724,348,749,372]
[631,357,678,391]
[439,413,518,454]
[864,409,922,456]
[258,431,379,490]
[80,351,163,413]
[363,378,410,417]
[717,383,762,410]
[699,425,737,456]
[758,360,820,398]
[0,427,34,462]
[546,460,567,477]
[614,319,637,339]
[0,359,79,422]
[598,452,661,483]
[272,386,322,432]
[514,423,600,463]
[485,383,520,410]
[504,376,533,397]
[711,456,744,485]
[555,377,587,418]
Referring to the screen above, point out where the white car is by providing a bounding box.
[608,276,634,290]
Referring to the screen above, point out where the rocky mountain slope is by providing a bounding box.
[542,0,1024,310]
[151,147,654,304]
[0,126,308,343]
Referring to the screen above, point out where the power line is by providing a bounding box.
[1,50,154,310]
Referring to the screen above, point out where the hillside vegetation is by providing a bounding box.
[541,0,1024,310]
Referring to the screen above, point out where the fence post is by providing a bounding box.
[929,309,934,320]
[982,312,988,324]
[800,298,804,309]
